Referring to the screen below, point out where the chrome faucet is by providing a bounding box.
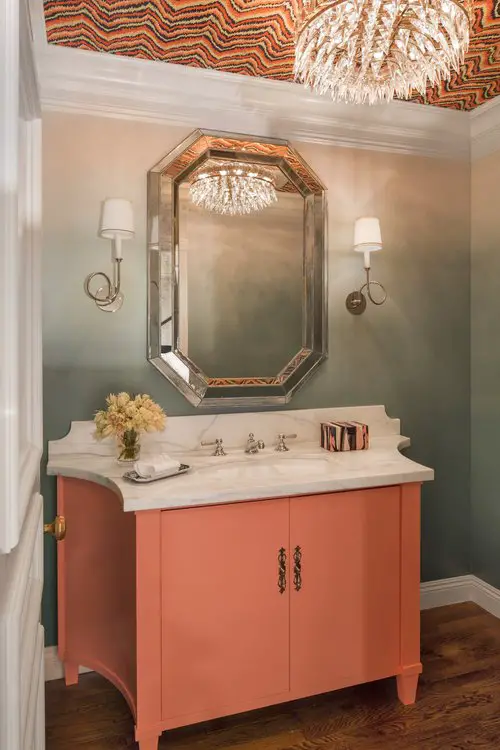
[275,433,297,452]
[201,438,226,456]
[245,433,265,454]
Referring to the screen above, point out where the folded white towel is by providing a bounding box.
[134,453,181,479]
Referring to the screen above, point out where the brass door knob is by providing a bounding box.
[44,515,66,541]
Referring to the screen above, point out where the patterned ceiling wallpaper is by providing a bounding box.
[44,0,500,110]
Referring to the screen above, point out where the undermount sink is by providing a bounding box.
[195,456,332,481]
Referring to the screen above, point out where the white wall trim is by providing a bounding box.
[27,0,47,48]
[469,576,500,619]
[44,575,500,681]
[470,97,500,161]
[29,0,500,161]
[31,15,471,160]
[420,574,500,614]
[44,647,91,682]
[420,574,476,609]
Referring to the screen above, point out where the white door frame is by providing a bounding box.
[0,0,42,558]
[0,0,44,748]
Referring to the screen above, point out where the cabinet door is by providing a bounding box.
[290,488,401,697]
[161,498,290,723]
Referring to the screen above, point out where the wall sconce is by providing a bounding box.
[345,217,387,315]
[84,198,135,312]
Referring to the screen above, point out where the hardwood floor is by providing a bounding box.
[46,603,500,749]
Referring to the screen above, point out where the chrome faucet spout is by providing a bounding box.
[245,433,265,454]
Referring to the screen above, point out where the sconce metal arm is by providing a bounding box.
[84,257,122,306]
[359,266,387,306]
[345,266,387,315]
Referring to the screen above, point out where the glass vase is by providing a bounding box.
[116,429,141,463]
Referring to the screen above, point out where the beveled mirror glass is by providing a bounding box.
[148,129,327,407]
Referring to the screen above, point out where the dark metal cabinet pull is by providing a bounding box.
[293,545,302,591]
[278,547,287,594]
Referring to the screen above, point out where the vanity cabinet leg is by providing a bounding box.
[64,662,79,686]
[396,672,419,705]
[398,484,422,707]
[137,735,160,750]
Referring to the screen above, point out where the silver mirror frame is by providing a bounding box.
[147,129,328,408]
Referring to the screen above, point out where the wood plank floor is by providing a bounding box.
[45,603,500,749]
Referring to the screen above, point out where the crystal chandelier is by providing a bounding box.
[189,162,277,216]
[294,0,470,105]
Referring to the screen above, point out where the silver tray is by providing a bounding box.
[123,464,190,484]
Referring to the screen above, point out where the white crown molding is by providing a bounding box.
[27,0,47,48]
[470,97,500,161]
[32,29,471,159]
[31,0,500,161]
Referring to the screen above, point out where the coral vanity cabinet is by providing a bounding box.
[56,477,422,750]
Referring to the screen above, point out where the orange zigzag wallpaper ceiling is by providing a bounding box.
[43,0,500,110]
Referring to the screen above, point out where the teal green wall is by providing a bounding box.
[42,112,471,646]
[471,151,500,588]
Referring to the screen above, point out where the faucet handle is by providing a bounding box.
[248,432,265,444]
[245,433,265,453]
[275,433,297,452]
[201,438,226,456]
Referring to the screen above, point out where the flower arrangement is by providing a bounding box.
[94,392,166,462]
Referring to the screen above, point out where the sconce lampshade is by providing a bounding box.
[98,198,135,240]
[353,217,382,253]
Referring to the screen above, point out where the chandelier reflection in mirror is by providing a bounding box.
[293,0,470,105]
[189,161,278,216]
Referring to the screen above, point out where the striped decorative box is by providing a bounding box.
[321,421,369,452]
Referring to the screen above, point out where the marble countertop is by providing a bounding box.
[47,434,434,513]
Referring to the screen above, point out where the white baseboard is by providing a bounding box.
[420,574,500,615]
[44,574,500,681]
[44,646,91,682]
[420,574,476,610]
[469,576,500,619]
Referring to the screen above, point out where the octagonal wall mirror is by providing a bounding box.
[147,129,327,408]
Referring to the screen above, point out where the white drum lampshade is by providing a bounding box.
[353,217,382,268]
[98,199,135,257]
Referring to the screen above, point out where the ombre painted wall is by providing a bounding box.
[471,150,500,588]
[42,111,471,646]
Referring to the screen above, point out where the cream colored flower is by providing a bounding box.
[117,392,130,407]
[94,392,167,441]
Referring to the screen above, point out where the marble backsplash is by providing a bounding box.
[49,405,401,458]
